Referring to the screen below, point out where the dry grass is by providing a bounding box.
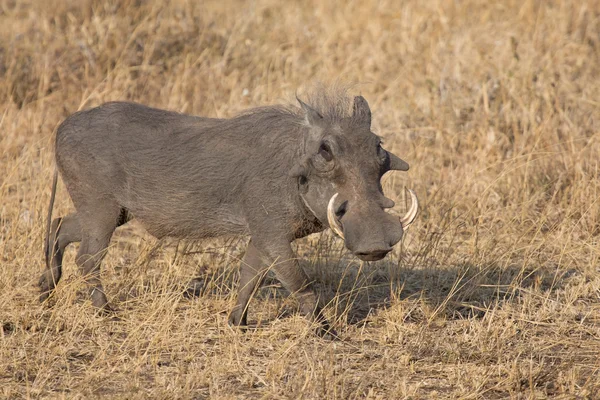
[1,0,600,398]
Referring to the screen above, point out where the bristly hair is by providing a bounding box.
[298,82,353,122]
[233,83,355,130]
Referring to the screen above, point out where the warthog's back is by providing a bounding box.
[54,102,301,239]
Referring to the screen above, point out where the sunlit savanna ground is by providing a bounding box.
[1,0,599,398]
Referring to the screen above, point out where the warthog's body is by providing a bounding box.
[40,93,417,335]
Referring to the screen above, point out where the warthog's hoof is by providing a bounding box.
[183,278,205,299]
[228,308,248,330]
[38,275,58,304]
[89,288,117,319]
[315,321,338,340]
[94,302,118,317]
[39,290,52,304]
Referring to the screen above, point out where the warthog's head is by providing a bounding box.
[293,95,418,261]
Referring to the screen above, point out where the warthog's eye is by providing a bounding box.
[318,142,333,162]
[298,175,309,193]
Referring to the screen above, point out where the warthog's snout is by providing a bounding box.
[327,190,419,261]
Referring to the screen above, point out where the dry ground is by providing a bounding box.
[1,0,600,398]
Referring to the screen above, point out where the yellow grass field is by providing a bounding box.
[1,0,599,398]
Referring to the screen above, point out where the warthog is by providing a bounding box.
[40,92,418,335]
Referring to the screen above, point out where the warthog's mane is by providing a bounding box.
[233,88,355,131]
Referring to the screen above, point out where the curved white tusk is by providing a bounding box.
[327,193,345,240]
[399,189,419,230]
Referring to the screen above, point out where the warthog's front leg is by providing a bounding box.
[228,240,266,327]
[270,245,333,337]
[230,237,333,337]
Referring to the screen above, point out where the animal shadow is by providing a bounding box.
[310,259,577,326]
[160,241,577,328]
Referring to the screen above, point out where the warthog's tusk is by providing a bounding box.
[327,193,345,240]
[399,189,419,230]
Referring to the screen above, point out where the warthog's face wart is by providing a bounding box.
[294,96,417,261]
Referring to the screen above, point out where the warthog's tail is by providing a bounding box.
[44,168,59,269]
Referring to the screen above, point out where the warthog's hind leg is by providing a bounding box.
[75,204,121,312]
[39,213,81,302]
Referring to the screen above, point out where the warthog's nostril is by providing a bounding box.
[336,200,348,219]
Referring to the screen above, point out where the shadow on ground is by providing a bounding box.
[324,260,578,325]
[178,254,579,327]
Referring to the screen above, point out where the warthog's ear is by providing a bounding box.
[352,96,371,127]
[297,97,324,127]
[387,151,410,171]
